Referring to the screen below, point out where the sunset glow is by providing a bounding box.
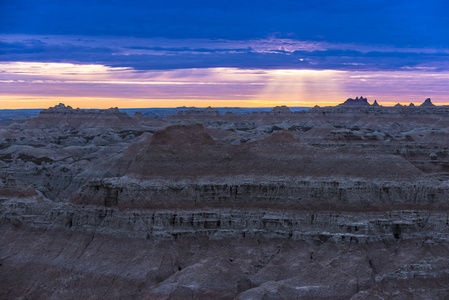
[1,62,449,109]
[1,1,449,109]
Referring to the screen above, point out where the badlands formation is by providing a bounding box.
[2,99,449,299]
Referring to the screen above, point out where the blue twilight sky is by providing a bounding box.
[1,0,449,108]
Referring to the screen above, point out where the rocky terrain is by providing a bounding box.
[2,98,449,299]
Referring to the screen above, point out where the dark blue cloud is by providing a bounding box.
[126,46,252,53]
[0,39,113,61]
[1,0,449,48]
[2,37,449,72]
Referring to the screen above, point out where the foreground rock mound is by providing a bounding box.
[105,123,422,182]
[259,129,299,144]
[150,124,216,147]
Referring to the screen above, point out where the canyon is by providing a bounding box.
[2,98,449,299]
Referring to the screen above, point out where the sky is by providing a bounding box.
[1,0,449,108]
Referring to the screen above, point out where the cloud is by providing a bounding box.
[2,35,449,72]
[1,0,448,48]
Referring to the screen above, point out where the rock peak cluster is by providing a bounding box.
[339,96,370,106]
[421,97,435,107]
[339,96,436,108]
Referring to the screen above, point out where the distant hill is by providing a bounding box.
[0,107,310,122]
[0,109,42,123]
[127,107,310,118]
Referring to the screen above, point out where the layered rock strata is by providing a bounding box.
[2,196,449,242]
[71,177,449,211]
